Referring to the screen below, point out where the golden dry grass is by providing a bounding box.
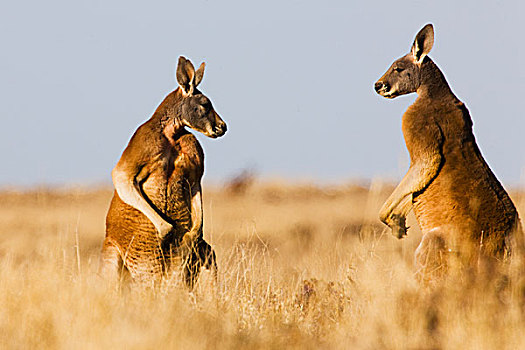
[0,180,524,349]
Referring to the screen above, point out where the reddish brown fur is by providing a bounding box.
[101,57,225,288]
[406,74,519,261]
[375,25,522,279]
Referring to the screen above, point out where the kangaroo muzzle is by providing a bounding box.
[374,81,390,95]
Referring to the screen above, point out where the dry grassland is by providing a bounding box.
[0,180,524,349]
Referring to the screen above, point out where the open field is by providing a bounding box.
[0,180,524,349]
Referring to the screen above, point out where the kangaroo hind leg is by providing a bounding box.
[100,239,125,282]
[414,227,448,283]
[183,238,217,289]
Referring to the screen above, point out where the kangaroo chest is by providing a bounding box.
[142,132,204,229]
[402,100,468,164]
[403,100,517,243]
[402,107,440,164]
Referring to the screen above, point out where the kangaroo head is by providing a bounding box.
[175,56,227,138]
[375,24,434,98]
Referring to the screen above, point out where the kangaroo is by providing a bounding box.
[374,24,522,279]
[101,56,227,288]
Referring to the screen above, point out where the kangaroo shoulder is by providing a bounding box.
[122,120,164,161]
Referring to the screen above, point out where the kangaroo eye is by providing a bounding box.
[394,67,404,73]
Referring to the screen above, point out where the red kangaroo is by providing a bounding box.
[375,24,522,279]
[101,56,226,288]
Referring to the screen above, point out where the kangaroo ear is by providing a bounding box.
[193,62,205,87]
[176,56,196,95]
[411,24,434,64]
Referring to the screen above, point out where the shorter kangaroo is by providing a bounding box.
[375,24,522,279]
[101,56,227,288]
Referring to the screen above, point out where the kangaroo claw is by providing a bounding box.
[390,214,408,239]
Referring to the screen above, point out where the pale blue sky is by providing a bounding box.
[1,0,523,186]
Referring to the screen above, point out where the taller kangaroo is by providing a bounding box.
[374,24,521,278]
[101,57,227,288]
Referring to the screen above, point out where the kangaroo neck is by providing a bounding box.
[150,88,186,138]
[416,58,456,102]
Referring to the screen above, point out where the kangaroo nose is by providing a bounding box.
[214,122,227,136]
[374,81,390,94]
